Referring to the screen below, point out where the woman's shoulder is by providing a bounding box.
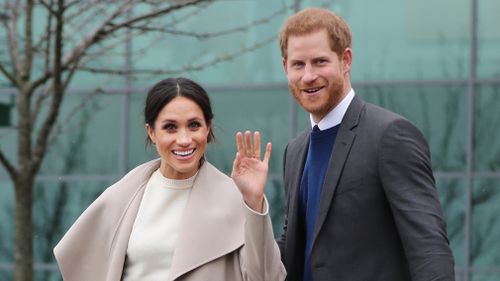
[105,159,161,193]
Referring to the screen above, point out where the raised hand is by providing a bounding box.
[231,131,272,213]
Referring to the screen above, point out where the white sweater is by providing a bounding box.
[122,169,195,281]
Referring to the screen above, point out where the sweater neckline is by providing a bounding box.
[151,169,197,190]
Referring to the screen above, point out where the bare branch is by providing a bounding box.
[43,1,54,74]
[0,63,17,85]
[61,54,82,92]
[21,0,35,81]
[47,89,101,147]
[30,82,53,126]
[78,34,277,76]
[128,2,291,39]
[79,27,149,62]
[63,0,81,11]
[0,150,18,182]
[4,0,21,82]
[102,0,212,38]
[164,1,210,27]
[38,0,57,16]
[29,0,134,91]
[30,0,208,91]
[64,1,110,36]
[32,0,65,172]
[31,55,88,128]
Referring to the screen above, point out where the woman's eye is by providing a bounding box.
[189,122,202,129]
[163,123,176,131]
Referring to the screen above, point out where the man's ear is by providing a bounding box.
[342,48,353,74]
[282,57,288,75]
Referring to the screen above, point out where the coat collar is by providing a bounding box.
[167,161,245,280]
[111,160,245,281]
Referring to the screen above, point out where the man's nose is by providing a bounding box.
[302,64,318,83]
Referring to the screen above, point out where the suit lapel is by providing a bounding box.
[167,162,245,280]
[283,130,310,275]
[312,95,365,246]
[286,130,310,233]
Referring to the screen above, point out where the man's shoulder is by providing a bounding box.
[357,99,425,141]
[354,98,415,130]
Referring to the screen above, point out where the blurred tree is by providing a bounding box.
[0,1,290,280]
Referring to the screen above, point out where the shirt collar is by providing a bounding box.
[310,88,355,130]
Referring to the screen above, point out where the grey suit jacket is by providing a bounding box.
[278,95,455,281]
[54,159,285,281]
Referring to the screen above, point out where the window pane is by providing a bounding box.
[477,0,500,79]
[38,92,122,175]
[472,179,500,267]
[266,175,286,237]
[32,181,110,264]
[130,0,290,87]
[436,179,466,267]
[206,88,292,175]
[0,181,14,263]
[471,272,500,281]
[474,85,500,171]
[303,0,469,81]
[127,92,158,171]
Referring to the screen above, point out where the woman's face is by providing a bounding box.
[146,96,210,179]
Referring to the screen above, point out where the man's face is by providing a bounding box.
[283,29,351,123]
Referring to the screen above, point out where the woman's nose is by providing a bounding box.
[177,130,192,145]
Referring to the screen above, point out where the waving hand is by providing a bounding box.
[231,131,272,213]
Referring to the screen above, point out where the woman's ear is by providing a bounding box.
[145,123,155,144]
[207,126,212,143]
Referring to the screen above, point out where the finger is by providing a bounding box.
[231,151,241,177]
[263,142,272,165]
[254,131,261,159]
[245,130,253,157]
[235,132,244,156]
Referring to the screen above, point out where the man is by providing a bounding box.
[277,8,455,281]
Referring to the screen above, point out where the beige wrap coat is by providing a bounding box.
[54,159,285,281]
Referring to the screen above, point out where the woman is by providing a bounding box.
[54,77,286,281]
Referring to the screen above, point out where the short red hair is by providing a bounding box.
[279,8,352,59]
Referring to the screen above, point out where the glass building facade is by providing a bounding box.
[1,0,499,280]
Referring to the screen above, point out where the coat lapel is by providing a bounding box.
[54,159,161,281]
[106,159,161,281]
[167,162,245,280]
[312,95,364,246]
